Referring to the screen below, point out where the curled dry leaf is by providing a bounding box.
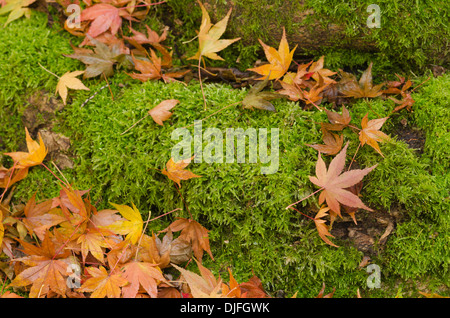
[162,217,213,262]
[306,125,343,156]
[339,62,384,98]
[172,260,223,298]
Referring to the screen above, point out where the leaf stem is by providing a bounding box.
[41,162,71,189]
[287,206,316,221]
[38,62,60,79]
[198,57,207,111]
[285,187,324,210]
[121,113,150,135]
[174,182,193,219]
[347,142,361,171]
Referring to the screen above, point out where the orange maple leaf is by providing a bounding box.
[359,113,390,157]
[163,217,213,262]
[8,232,74,298]
[78,266,128,298]
[4,128,47,168]
[248,27,297,80]
[313,206,338,247]
[188,0,240,61]
[121,261,167,298]
[162,156,201,188]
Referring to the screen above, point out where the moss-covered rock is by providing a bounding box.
[165,0,449,72]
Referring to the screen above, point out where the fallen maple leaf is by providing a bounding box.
[172,260,223,298]
[107,202,143,244]
[162,217,213,262]
[162,156,201,188]
[359,113,390,157]
[306,125,343,156]
[121,261,167,298]
[248,27,297,80]
[55,70,90,105]
[238,275,269,298]
[78,266,128,298]
[308,56,337,84]
[309,142,377,216]
[22,194,65,241]
[64,35,125,78]
[8,231,74,298]
[128,51,188,83]
[148,99,179,125]
[0,0,36,27]
[242,75,285,111]
[4,128,47,168]
[339,62,384,98]
[322,105,351,131]
[81,3,134,39]
[313,206,338,247]
[0,165,28,188]
[188,0,240,61]
[77,226,115,264]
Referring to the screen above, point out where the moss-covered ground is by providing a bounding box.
[0,8,449,298]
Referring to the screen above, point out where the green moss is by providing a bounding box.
[1,9,449,298]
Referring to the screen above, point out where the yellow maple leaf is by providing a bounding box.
[248,27,297,80]
[107,202,143,244]
[188,0,240,61]
[4,127,47,168]
[56,70,90,105]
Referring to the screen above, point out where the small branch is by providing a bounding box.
[285,187,324,210]
[145,207,182,223]
[38,63,60,79]
[118,0,167,10]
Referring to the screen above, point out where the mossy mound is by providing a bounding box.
[0,11,449,297]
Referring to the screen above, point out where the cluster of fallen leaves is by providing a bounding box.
[0,130,272,298]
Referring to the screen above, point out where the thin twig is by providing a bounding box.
[410,75,431,93]
[51,161,70,187]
